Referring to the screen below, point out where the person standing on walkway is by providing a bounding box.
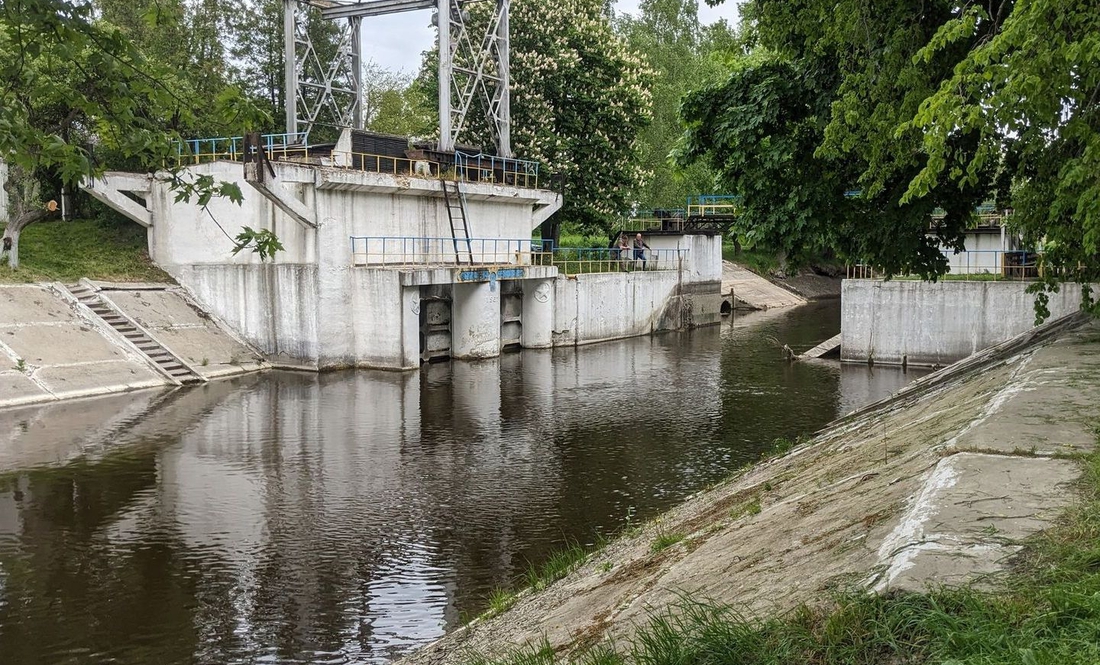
[617,233,631,268]
[633,233,651,270]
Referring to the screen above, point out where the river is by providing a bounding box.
[0,302,924,664]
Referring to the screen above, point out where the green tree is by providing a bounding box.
[618,0,733,210]
[362,61,434,139]
[679,0,995,275]
[682,0,1100,309]
[901,1,1100,314]
[446,0,653,234]
[0,0,267,267]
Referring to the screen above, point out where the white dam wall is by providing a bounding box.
[841,279,1088,366]
[88,160,722,370]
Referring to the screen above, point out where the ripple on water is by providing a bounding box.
[0,303,928,663]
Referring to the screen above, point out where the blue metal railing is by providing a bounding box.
[172,132,308,163]
[350,236,538,266]
[543,246,687,273]
[454,152,540,188]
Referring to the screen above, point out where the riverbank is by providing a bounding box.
[401,312,1100,664]
[0,282,265,407]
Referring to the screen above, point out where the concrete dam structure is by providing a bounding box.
[82,132,723,372]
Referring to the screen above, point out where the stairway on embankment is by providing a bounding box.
[65,281,204,385]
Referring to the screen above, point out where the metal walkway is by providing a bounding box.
[66,282,205,385]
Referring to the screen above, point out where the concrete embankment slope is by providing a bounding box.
[722,261,806,309]
[0,283,265,408]
[403,313,1100,664]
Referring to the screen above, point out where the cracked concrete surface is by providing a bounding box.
[401,315,1099,664]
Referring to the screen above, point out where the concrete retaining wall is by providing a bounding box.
[842,279,1087,366]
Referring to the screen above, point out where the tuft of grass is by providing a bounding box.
[650,530,684,554]
[0,218,171,284]
[464,439,1100,665]
[731,497,762,519]
[483,587,517,619]
[525,543,589,592]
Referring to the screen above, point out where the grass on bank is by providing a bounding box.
[469,434,1100,665]
[0,217,170,284]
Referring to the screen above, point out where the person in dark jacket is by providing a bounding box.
[633,233,651,270]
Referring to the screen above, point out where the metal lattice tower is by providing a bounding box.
[284,0,511,156]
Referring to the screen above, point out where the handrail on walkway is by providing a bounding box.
[350,236,688,274]
[170,134,542,189]
[847,249,1043,281]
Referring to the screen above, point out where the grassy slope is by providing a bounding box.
[474,432,1100,665]
[0,218,170,284]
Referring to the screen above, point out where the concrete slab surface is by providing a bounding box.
[3,323,127,365]
[875,453,1080,591]
[0,284,171,409]
[105,288,208,328]
[0,284,77,324]
[32,361,165,399]
[104,288,264,379]
[722,261,806,310]
[0,370,52,406]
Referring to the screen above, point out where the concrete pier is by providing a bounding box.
[452,281,501,359]
[841,279,1089,366]
[521,278,554,348]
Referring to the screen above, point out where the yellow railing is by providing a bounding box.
[687,203,739,217]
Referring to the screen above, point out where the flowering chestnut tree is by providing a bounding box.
[460,0,654,233]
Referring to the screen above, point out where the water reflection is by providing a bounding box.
[0,302,924,664]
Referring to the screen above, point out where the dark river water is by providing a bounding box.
[0,302,924,664]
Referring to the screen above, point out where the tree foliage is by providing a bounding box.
[450,0,653,233]
[618,0,733,210]
[1,0,276,265]
[680,0,1100,300]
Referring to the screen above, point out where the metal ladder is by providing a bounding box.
[440,177,473,265]
[66,283,205,385]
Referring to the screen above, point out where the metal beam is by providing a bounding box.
[437,0,452,151]
[285,0,512,157]
[283,0,297,139]
[320,0,433,20]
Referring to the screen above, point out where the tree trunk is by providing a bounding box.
[2,208,54,269]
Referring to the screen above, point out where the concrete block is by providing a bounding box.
[0,370,52,406]
[0,285,77,325]
[3,324,127,365]
[452,281,501,359]
[521,278,554,348]
[841,280,1090,366]
[32,361,165,399]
